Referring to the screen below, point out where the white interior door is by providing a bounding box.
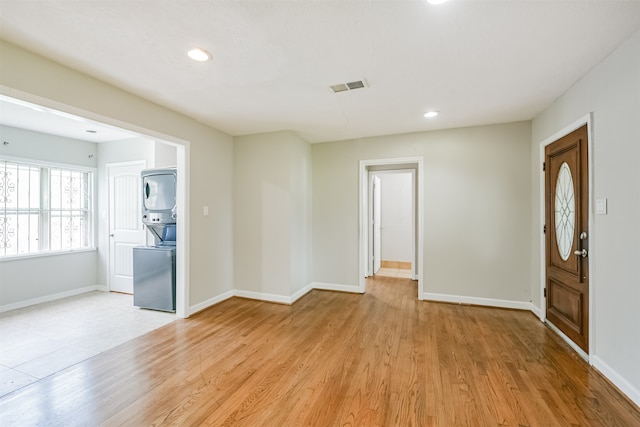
[373,175,382,274]
[108,162,146,294]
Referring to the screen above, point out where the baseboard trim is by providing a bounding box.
[190,284,315,313]
[422,292,534,311]
[0,285,105,313]
[529,303,542,320]
[592,356,640,408]
[189,290,234,316]
[545,320,589,362]
[311,282,363,294]
[234,289,295,305]
[195,283,354,308]
[291,284,314,303]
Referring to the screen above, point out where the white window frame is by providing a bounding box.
[0,156,96,259]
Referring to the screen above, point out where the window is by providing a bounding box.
[0,159,94,257]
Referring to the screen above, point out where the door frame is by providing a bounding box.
[368,170,416,278]
[359,157,424,298]
[538,113,594,362]
[368,173,382,276]
[1,87,191,319]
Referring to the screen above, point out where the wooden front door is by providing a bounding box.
[545,124,589,353]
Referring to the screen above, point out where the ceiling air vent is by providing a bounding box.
[330,79,368,93]
[330,83,349,93]
[346,80,365,90]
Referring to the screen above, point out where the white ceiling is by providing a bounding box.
[0,95,141,143]
[1,0,639,143]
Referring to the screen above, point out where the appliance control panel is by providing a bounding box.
[143,212,176,224]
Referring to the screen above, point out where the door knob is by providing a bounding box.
[574,249,588,258]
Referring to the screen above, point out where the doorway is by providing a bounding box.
[359,157,424,298]
[369,170,415,279]
[0,93,190,318]
[539,115,593,361]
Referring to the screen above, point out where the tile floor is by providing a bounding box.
[375,267,413,279]
[0,291,175,398]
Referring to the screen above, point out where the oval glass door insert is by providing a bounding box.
[555,162,575,261]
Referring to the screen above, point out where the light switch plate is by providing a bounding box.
[203,206,209,216]
[595,198,607,215]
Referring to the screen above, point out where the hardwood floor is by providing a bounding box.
[1,276,638,426]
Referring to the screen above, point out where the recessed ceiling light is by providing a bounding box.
[424,111,439,118]
[187,48,212,62]
[427,0,450,4]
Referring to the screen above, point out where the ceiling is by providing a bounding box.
[0,95,142,143]
[0,0,639,144]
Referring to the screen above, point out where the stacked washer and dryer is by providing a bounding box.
[132,168,177,312]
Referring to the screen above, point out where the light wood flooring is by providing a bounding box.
[375,267,413,279]
[1,276,638,426]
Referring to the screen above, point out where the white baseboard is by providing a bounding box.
[190,283,360,311]
[311,282,363,294]
[188,290,234,315]
[188,285,314,315]
[291,284,313,303]
[234,289,295,305]
[545,320,589,362]
[0,285,105,313]
[592,356,640,408]
[529,303,542,320]
[422,292,534,311]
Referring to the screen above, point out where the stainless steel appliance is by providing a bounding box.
[133,168,177,312]
[133,241,176,311]
[141,168,177,242]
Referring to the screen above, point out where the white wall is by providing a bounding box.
[154,141,177,168]
[0,125,98,308]
[0,40,235,311]
[531,29,640,404]
[233,131,312,302]
[0,124,97,167]
[313,121,532,303]
[0,252,97,309]
[289,132,313,297]
[377,172,413,263]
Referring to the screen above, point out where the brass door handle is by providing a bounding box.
[574,249,588,258]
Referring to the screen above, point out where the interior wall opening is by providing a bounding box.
[368,170,415,280]
[359,158,424,299]
[0,93,190,318]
